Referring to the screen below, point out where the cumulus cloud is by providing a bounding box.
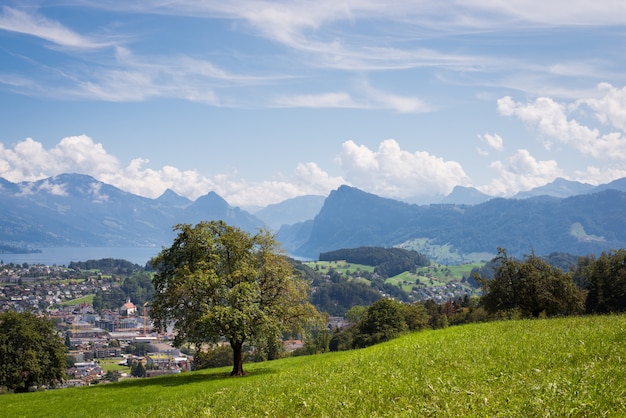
[479,149,563,196]
[498,92,626,160]
[0,135,345,208]
[579,83,626,133]
[573,165,626,187]
[336,139,470,199]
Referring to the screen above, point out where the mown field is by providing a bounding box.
[1,315,625,417]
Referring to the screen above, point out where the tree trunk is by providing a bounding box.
[230,340,245,376]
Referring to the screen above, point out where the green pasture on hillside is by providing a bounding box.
[2,315,625,417]
[304,261,375,276]
[60,294,95,306]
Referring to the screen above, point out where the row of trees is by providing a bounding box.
[478,248,626,318]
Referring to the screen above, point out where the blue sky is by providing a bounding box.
[1,1,626,209]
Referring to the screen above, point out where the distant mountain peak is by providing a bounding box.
[514,178,594,199]
[255,194,325,230]
[155,189,191,207]
[440,186,492,205]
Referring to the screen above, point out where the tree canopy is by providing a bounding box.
[0,311,67,392]
[352,298,408,348]
[478,248,584,318]
[150,221,319,376]
[581,249,626,314]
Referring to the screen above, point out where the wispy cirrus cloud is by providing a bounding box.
[0,6,116,49]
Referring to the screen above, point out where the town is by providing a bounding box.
[0,261,190,386]
[0,257,477,387]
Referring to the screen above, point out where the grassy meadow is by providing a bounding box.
[60,294,95,306]
[2,315,625,417]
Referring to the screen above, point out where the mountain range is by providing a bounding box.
[1,173,626,262]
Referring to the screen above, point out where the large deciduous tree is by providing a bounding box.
[150,221,318,376]
[0,311,67,392]
[479,248,584,318]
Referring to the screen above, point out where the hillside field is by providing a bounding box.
[304,260,481,294]
[1,315,625,417]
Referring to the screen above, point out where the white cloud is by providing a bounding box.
[0,136,345,208]
[480,149,563,196]
[0,6,114,49]
[498,95,626,160]
[336,139,470,198]
[573,165,626,186]
[273,82,430,113]
[580,83,626,133]
[38,180,68,197]
[273,92,360,109]
[478,132,504,152]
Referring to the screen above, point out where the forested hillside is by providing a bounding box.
[319,246,429,277]
[282,185,626,260]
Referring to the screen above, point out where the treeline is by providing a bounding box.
[479,248,626,317]
[92,273,154,312]
[295,247,626,355]
[319,246,430,277]
[68,258,144,274]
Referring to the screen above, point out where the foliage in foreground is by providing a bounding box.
[0,312,67,393]
[150,221,319,376]
[478,248,585,318]
[1,315,625,417]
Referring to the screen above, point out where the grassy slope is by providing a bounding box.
[2,315,625,417]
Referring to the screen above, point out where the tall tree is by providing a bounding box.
[0,312,67,392]
[479,248,584,318]
[150,221,318,376]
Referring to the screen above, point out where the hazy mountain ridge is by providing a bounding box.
[280,185,626,260]
[0,174,264,249]
[254,195,326,230]
[2,174,626,261]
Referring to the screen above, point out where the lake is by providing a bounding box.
[0,247,162,266]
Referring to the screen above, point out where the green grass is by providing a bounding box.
[2,315,625,417]
[60,294,95,306]
[397,238,494,264]
[97,358,128,372]
[304,260,375,276]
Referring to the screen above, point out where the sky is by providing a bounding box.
[1,1,626,209]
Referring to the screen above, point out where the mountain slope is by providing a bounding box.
[0,174,264,248]
[255,194,325,229]
[514,178,594,199]
[284,185,626,260]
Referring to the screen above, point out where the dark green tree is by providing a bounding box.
[353,298,408,348]
[130,361,146,377]
[479,248,584,318]
[402,303,429,331]
[192,345,233,370]
[0,312,67,392]
[150,221,319,376]
[583,249,626,313]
